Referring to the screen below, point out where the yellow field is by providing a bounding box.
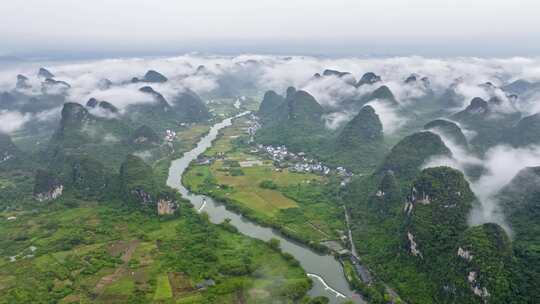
[230,188,297,213]
[196,116,324,216]
[179,116,345,243]
[176,124,211,147]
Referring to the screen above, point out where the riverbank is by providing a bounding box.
[166,113,364,303]
[184,175,331,253]
[182,115,348,253]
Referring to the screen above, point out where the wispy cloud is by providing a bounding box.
[0,110,32,133]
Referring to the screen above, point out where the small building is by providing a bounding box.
[196,279,216,289]
[337,249,351,257]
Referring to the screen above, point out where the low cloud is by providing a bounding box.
[367,100,406,135]
[73,85,154,113]
[3,54,540,141]
[469,145,540,231]
[424,130,540,234]
[34,106,62,122]
[0,110,31,133]
[322,111,355,130]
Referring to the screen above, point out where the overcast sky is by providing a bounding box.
[1,0,539,58]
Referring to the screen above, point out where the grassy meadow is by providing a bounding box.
[183,117,346,247]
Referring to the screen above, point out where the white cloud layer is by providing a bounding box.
[0,110,31,133]
[2,54,540,136]
[424,129,540,234]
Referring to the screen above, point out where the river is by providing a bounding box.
[166,113,363,303]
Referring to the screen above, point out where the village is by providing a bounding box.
[244,114,354,186]
[194,113,355,186]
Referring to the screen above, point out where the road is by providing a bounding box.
[343,206,404,302]
[343,206,373,283]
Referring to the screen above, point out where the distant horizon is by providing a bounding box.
[2,0,540,60]
[3,41,540,64]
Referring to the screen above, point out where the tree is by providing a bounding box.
[268,238,281,251]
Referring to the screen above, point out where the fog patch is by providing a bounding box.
[424,131,540,234]
[469,145,540,231]
[366,100,405,135]
[322,111,355,130]
[34,107,62,122]
[0,110,31,133]
[134,150,154,161]
[301,76,357,108]
[103,133,120,143]
[74,86,154,113]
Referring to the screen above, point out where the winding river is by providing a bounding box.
[166,114,363,303]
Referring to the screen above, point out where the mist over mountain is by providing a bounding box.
[2,1,540,302]
[2,53,540,304]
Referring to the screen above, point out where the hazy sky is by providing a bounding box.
[1,0,539,57]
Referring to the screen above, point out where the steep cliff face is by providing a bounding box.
[403,167,475,259]
[33,169,64,202]
[258,90,285,119]
[454,223,513,303]
[120,155,156,206]
[68,156,111,199]
[48,102,132,169]
[57,102,91,131]
[332,105,386,171]
[397,167,518,303]
[369,170,401,213]
[171,89,210,122]
[52,102,93,143]
[119,155,179,215]
[256,89,327,150]
[156,192,180,215]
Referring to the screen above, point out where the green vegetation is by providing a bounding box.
[505,112,540,147]
[153,274,173,300]
[451,97,522,152]
[131,125,161,147]
[377,131,451,181]
[256,89,329,152]
[0,198,310,303]
[424,119,468,148]
[496,166,540,302]
[333,105,386,171]
[258,90,285,118]
[254,89,394,173]
[184,116,346,248]
[0,102,313,303]
[343,163,526,303]
[337,105,383,147]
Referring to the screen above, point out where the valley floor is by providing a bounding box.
[183,116,348,249]
[0,109,313,303]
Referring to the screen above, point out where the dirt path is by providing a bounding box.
[307,221,331,238]
[93,240,139,295]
